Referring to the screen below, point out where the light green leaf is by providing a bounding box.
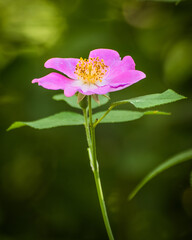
[129,149,192,200]
[52,93,110,109]
[7,112,84,131]
[113,89,186,109]
[93,110,169,124]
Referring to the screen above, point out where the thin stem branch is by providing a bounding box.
[93,105,114,128]
[93,100,130,128]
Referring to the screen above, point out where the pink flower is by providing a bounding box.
[32,49,146,97]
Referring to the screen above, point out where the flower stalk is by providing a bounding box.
[82,96,115,240]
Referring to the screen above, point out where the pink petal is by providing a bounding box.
[121,56,135,70]
[108,84,135,93]
[64,86,78,97]
[106,56,136,80]
[44,58,79,79]
[109,70,146,87]
[32,72,76,91]
[79,85,111,95]
[88,49,121,67]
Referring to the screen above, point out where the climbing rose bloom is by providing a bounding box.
[32,49,146,97]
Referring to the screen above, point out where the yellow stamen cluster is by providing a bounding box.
[74,57,108,85]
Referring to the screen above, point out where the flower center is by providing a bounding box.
[74,57,108,85]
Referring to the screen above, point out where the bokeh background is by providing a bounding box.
[0,0,192,239]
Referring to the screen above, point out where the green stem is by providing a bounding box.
[82,96,115,240]
[82,108,91,147]
[93,103,117,128]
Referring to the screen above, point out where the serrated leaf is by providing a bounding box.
[113,89,186,109]
[93,110,169,124]
[7,112,84,131]
[52,93,110,109]
[129,149,192,200]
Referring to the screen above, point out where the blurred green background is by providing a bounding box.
[0,0,192,239]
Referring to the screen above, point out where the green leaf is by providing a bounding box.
[93,110,169,124]
[52,93,110,109]
[113,89,186,109]
[128,149,192,200]
[7,112,84,131]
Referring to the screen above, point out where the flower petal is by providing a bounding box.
[88,49,121,67]
[106,56,136,80]
[64,86,78,97]
[79,85,111,96]
[44,58,79,79]
[90,85,111,95]
[108,84,133,93]
[32,72,77,91]
[122,56,136,70]
[109,70,146,87]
